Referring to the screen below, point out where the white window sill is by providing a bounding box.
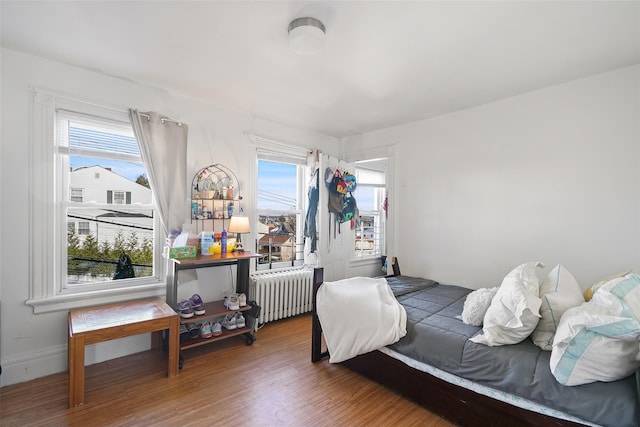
[26,281,166,314]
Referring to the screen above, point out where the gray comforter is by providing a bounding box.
[386,276,638,427]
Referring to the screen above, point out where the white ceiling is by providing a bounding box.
[2,1,639,138]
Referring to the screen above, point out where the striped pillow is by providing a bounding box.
[550,274,640,386]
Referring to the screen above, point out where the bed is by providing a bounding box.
[311,266,640,427]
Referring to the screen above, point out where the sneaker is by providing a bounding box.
[234,312,246,329]
[180,324,189,342]
[224,294,240,310]
[238,293,247,307]
[178,299,194,318]
[200,321,213,339]
[211,321,222,336]
[222,313,237,330]
[187,322,200,339]
[190,294,206,315]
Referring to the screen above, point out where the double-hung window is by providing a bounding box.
[70,188,83,202]
[28,91,164,313]
[353,163,387,258]
[251,135,309,270]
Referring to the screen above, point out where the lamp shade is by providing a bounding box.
[288,17,325,55]
[228,215,251,234]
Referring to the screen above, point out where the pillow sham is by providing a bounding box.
[470,261,543,346]
[550,278,640,386]
[461,287,499,326]
[531,264,584,351]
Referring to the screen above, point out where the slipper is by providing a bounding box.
[178,299,194,318]
[190,294,206,315]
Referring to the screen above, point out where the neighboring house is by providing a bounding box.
[256,215,299,263]
[355,226,375,251]
[68,165,153,246]
[257,233,294,261]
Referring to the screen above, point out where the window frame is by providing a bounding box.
[249,134,310,271]
[353,183,386,258]
[27,90,166,314]
[347,154,392,265]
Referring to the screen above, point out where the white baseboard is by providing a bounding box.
[0,334,151,387]
[1,344,67,387]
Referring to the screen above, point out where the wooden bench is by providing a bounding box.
[68,297,179,407]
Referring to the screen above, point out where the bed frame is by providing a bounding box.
[310,264,585,427]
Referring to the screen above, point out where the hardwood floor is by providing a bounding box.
[1,314,454,427]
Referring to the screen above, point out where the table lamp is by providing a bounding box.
[228,215,251,253]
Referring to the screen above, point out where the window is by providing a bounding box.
[107,190,131,205]
[252,135,309,270]
[70,188,83,202]
[28,91,164,313]
[62,112,157,287]
[113,190,125,204]
[77,221,90,235]
[353,162,387,258]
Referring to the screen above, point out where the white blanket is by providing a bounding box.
[316,276,407,363]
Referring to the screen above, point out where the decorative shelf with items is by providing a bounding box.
[164,164,259,368]
[191,164,243,247]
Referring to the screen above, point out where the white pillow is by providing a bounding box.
[583,270,632,301]
[532,265,585,351]
[550,279,640,386]
[598,273,640,320]
[461,287,499,326]
[470,262,543,346]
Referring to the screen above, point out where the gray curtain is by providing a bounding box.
[129,110,188,236]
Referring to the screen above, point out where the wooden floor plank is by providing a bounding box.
[1,314,454,427]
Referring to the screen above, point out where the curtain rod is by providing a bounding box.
[244,131,313,155]
[138,112,184,127]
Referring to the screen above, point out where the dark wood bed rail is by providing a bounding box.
[311,267,327,363]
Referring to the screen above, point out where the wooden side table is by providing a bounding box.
[68,297,179,408]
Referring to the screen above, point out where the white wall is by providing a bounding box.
[3,45,637,387]
[0,48,340,386]
[346,65,640,289]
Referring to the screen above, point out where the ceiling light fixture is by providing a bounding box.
[288,17,325,55]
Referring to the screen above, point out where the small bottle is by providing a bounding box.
[227,202,234,219]
[213,233,222,254]
[221,229,228,255]
[201,232,214,256]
